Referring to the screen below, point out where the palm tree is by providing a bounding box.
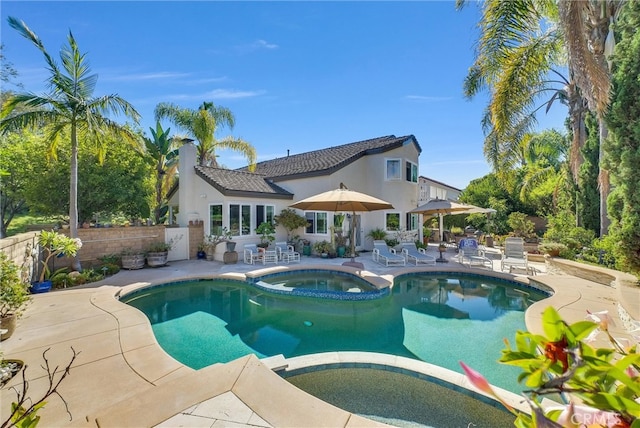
[458,0,590,224]
[143,122,179,224]
[0,17,140,270]
[154,101,257,170]
[558,0,624,236]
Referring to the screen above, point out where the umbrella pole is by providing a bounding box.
[350,210,356,261]
[439,213,444,243]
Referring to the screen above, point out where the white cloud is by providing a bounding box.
[235,39,279,54]
[205,89,265,99]
[105,71,192,82]
[254,39,279,50]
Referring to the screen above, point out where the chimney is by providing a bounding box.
[287,149,290,157]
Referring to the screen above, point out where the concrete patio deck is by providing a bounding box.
[1,245,638,427]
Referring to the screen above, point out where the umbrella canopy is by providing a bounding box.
[290,183,394,259]
[410,198,474,242]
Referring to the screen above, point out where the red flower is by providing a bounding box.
[544,336,569,372]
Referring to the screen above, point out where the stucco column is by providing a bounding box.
[177,143,200,227]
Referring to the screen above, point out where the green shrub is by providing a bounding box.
[507,212,535,238]
[384,238,399,248]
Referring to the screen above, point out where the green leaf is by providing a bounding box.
[567,320,599,341]
[581,392,640,417]
[541,307,564,340]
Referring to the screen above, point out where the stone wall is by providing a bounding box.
[0,232,39,282]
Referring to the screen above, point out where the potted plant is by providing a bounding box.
[146,241,172,267]
[121,248,146,270]
[255,222,276,249]
[334,232,348,258]
[313,240,333,258]
[274,209,309,243]
[366,227,387,242]
[203,227,234,261]
[538,242,568,257]
[0,253,31,341]
[34,230,82,293]
[196,243,207,260]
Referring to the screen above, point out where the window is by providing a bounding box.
[256,205,275,227]
[209,204,223,235]
[229,204,251,236]
[386,213,400,231]
[406,213,419,231]
[406,161,418,183]
[305,212,328,234]
[385,159,401,180]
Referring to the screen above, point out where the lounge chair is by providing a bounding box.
[372,240,406,266]
[275,241,300,263]
[400,242,436,266]
[458,238,492,269]
[243,244,263,264]
[501,237,530,274]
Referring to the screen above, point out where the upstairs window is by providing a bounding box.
[386,159,402,180]
[406,161,418,183]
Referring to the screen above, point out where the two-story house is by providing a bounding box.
[169,135,422,257]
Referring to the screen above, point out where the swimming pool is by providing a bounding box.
[121,271,549,393]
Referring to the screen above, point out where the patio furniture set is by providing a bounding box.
[371,237,531,274]
[243,242,301,265]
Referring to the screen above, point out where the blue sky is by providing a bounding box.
[1,1,568,189]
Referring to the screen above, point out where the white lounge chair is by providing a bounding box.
[372,240,406,266]
[400,242,436,266]
[458,238,492,269]
[275,241,300,263]
[501,237,530,274]
[243,244,262,264]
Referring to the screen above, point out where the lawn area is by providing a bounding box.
[6,214,61,237]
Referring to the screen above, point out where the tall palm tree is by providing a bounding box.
[154,101,257,170]
[458,0,590,224]
[143,121,179,224]
[0,17,140,270]
[558,0,624,236]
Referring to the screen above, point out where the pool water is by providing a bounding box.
[122,273,547,393]
[285,368,516,428]
[257,271,377,293]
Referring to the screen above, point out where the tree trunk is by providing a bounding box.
[70,124,81,271]
[599,117,610,237]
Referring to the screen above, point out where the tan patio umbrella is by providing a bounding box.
[290,183,394,260]
[409,198,474,242]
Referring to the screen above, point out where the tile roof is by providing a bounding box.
[195,166,294,199]
[239,135,420,180]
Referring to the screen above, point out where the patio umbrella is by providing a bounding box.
[289,183,394,260]
[409,198,472,242]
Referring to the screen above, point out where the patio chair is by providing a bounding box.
[501,237,530,274]
[458,238,492,269]
[275,241,300,263]
[243,244,263,264]
[372,240,406,267]
[400,242,436,266]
